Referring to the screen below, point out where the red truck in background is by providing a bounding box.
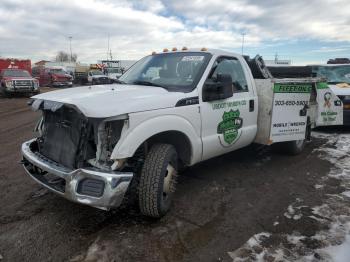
[32,66,73,87]
[0,58,39,96]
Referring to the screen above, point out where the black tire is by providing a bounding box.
[138,144,178,218]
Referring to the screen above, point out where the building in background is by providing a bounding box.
[264,53,291,66]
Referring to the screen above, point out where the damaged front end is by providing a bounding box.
[21,99,133,210]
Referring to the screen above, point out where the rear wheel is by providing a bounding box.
[138,144,178,218]
[274,139,306,155]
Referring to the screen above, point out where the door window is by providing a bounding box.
[209,57,248,92]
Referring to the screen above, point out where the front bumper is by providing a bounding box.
[21,139,133,210]
[94,78,110,84]
[4,87,39,93]
[52,81,73,87]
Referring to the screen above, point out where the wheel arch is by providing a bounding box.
[110,115,202,166]
[144,130,192,166]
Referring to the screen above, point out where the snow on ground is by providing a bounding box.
[228,131,350,262]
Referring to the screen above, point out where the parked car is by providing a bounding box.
[0,58,39,96]
[32,66,73,87]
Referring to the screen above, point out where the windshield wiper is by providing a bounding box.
[131,80,166,88]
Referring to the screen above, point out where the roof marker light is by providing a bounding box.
[163,48,169,52]
[201,47,208,51]
[182,47,188,51]
[151,51,156,55]
[172,47,177,51]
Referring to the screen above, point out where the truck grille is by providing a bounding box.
[14,80,33,89]
[38,106,88,169]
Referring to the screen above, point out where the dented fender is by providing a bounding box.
[110,114,202,165]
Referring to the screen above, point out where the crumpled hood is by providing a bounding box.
[329,83,350,96]
[32,84,186,118]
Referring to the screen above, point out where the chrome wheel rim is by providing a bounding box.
[163,164,176,198]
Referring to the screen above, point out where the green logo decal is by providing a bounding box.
[217,110,243,144]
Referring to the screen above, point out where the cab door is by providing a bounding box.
[199,56,258,161]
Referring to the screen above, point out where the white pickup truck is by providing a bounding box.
[310,64,350,126]
[21,49,342,218]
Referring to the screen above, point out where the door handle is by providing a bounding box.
[249,99,254,112]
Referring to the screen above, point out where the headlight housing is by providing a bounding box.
[5,80,13,89]
[33,80,39,89]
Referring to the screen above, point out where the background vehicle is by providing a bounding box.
[32,66,73,87]
[22,49,341,218]
[74,64,90,85]
[327,58,350,64]
[310,64,350,125]
[0,58,39,96]
[100,60,124,82]
[104,67,123,82]
[87,69,110,85]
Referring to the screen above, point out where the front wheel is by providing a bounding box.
[138,144,178,218]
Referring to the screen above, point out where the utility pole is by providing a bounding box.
[241,33,246,55]
[68,36,73,62]
[107,34,110,61]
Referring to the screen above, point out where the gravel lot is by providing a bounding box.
[0,90,349,262]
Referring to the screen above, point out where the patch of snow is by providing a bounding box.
[315,184,324,189]
[228,132,350,261]
[284,203,304,220]
[293,214,302,220]
[287,234,305,244]
[342,191,350,198]
[273,221,279,226]
[318,235,350,262]
[246,232,270,247]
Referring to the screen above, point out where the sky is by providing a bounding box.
[0,0,349,65]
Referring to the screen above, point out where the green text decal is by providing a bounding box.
[274,84,312,93]
[217,110,243,144]
[316,82,329,89]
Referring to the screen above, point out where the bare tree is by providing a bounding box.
[55,51,78,62]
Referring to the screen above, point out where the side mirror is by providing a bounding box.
[202,74,233,102]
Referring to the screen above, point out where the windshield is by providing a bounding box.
[90,70,104,76]
[312,65,350,84]
[119,52,211,92]
[49,69,66,74]
[2,69,31,77]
